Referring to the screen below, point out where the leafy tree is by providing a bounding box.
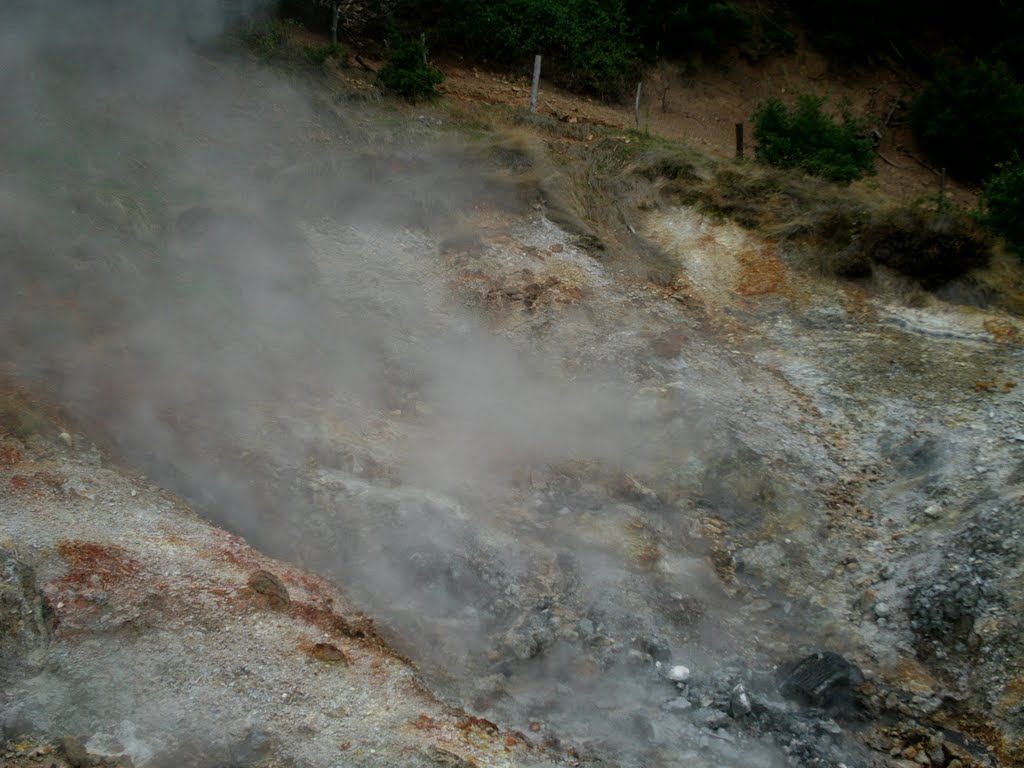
[626,1,750,60]
[376,35,444,102]
[752,95,875,183]
[980,163,1024,256]
[435,0,639,97]
[912,60,1024,181]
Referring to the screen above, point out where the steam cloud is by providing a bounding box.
[0,3,821,767]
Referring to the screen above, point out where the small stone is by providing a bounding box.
[414,402,433,417]
[504,630,539,660]
[874,602,891,618]
[58,432,73,448]
[247,570,290,608]
[61,736,89,768]
[691,708,729,730]
[662,697,692,713]
[817,719,842,735]
[308,642,348,663]
[925,735,945,764]
[666,665,691,683]
[947,760,962,768]
[729,683,751,717]
[578,619,595,638]
[924,504,941,519]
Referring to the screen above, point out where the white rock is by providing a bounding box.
[666,665,690,682]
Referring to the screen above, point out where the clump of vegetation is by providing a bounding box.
[376,36,444,102]
[302,42,347,66]
[0,392,51,442]
[435,0,639,97]
[912,60,1024,180]
[628,0,751,60]
[243,18,295,59]
[980,162,1024,257]
[752,95,875,183]
[863,207,991,288]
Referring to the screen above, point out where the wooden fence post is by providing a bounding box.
[634,81,643,129]
[735,123,744,159]
[530,55,542,113]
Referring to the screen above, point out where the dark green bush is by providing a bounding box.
[436,0,639,97]
[377,36,444,102]
[865,207,991,287]
[912,61,1024,181]
[627,1,751,60]
[980,162,1024,256]
[302,42,347,65]
[752,95,875,183]
[785,0,919,64]
[785,1,1023,72]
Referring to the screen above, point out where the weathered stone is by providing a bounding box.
[781,651,864,714]
[247,570,289,609]
[729,683,751,717]
[0,545,53,664]
[666,664,691,683]
[61,736,90,768]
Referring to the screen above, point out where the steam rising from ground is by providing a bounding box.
[0,4,809,766]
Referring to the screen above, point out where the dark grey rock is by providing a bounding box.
[780,652,864,714]
[730,683,752,717]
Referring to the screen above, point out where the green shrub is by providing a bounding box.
[912,60,1024,181]
[302,42,347,65]
[377,36,444,102]
[980,162,1024,256]
[865,207,991,287]
[752,95,875,183]
[436,0,639,98]
[243,18,292,58]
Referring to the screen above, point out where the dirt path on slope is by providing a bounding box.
[434,50,975,209]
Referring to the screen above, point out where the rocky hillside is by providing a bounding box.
[2,3,1023,768]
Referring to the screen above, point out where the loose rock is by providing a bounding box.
[247,569,290,608]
